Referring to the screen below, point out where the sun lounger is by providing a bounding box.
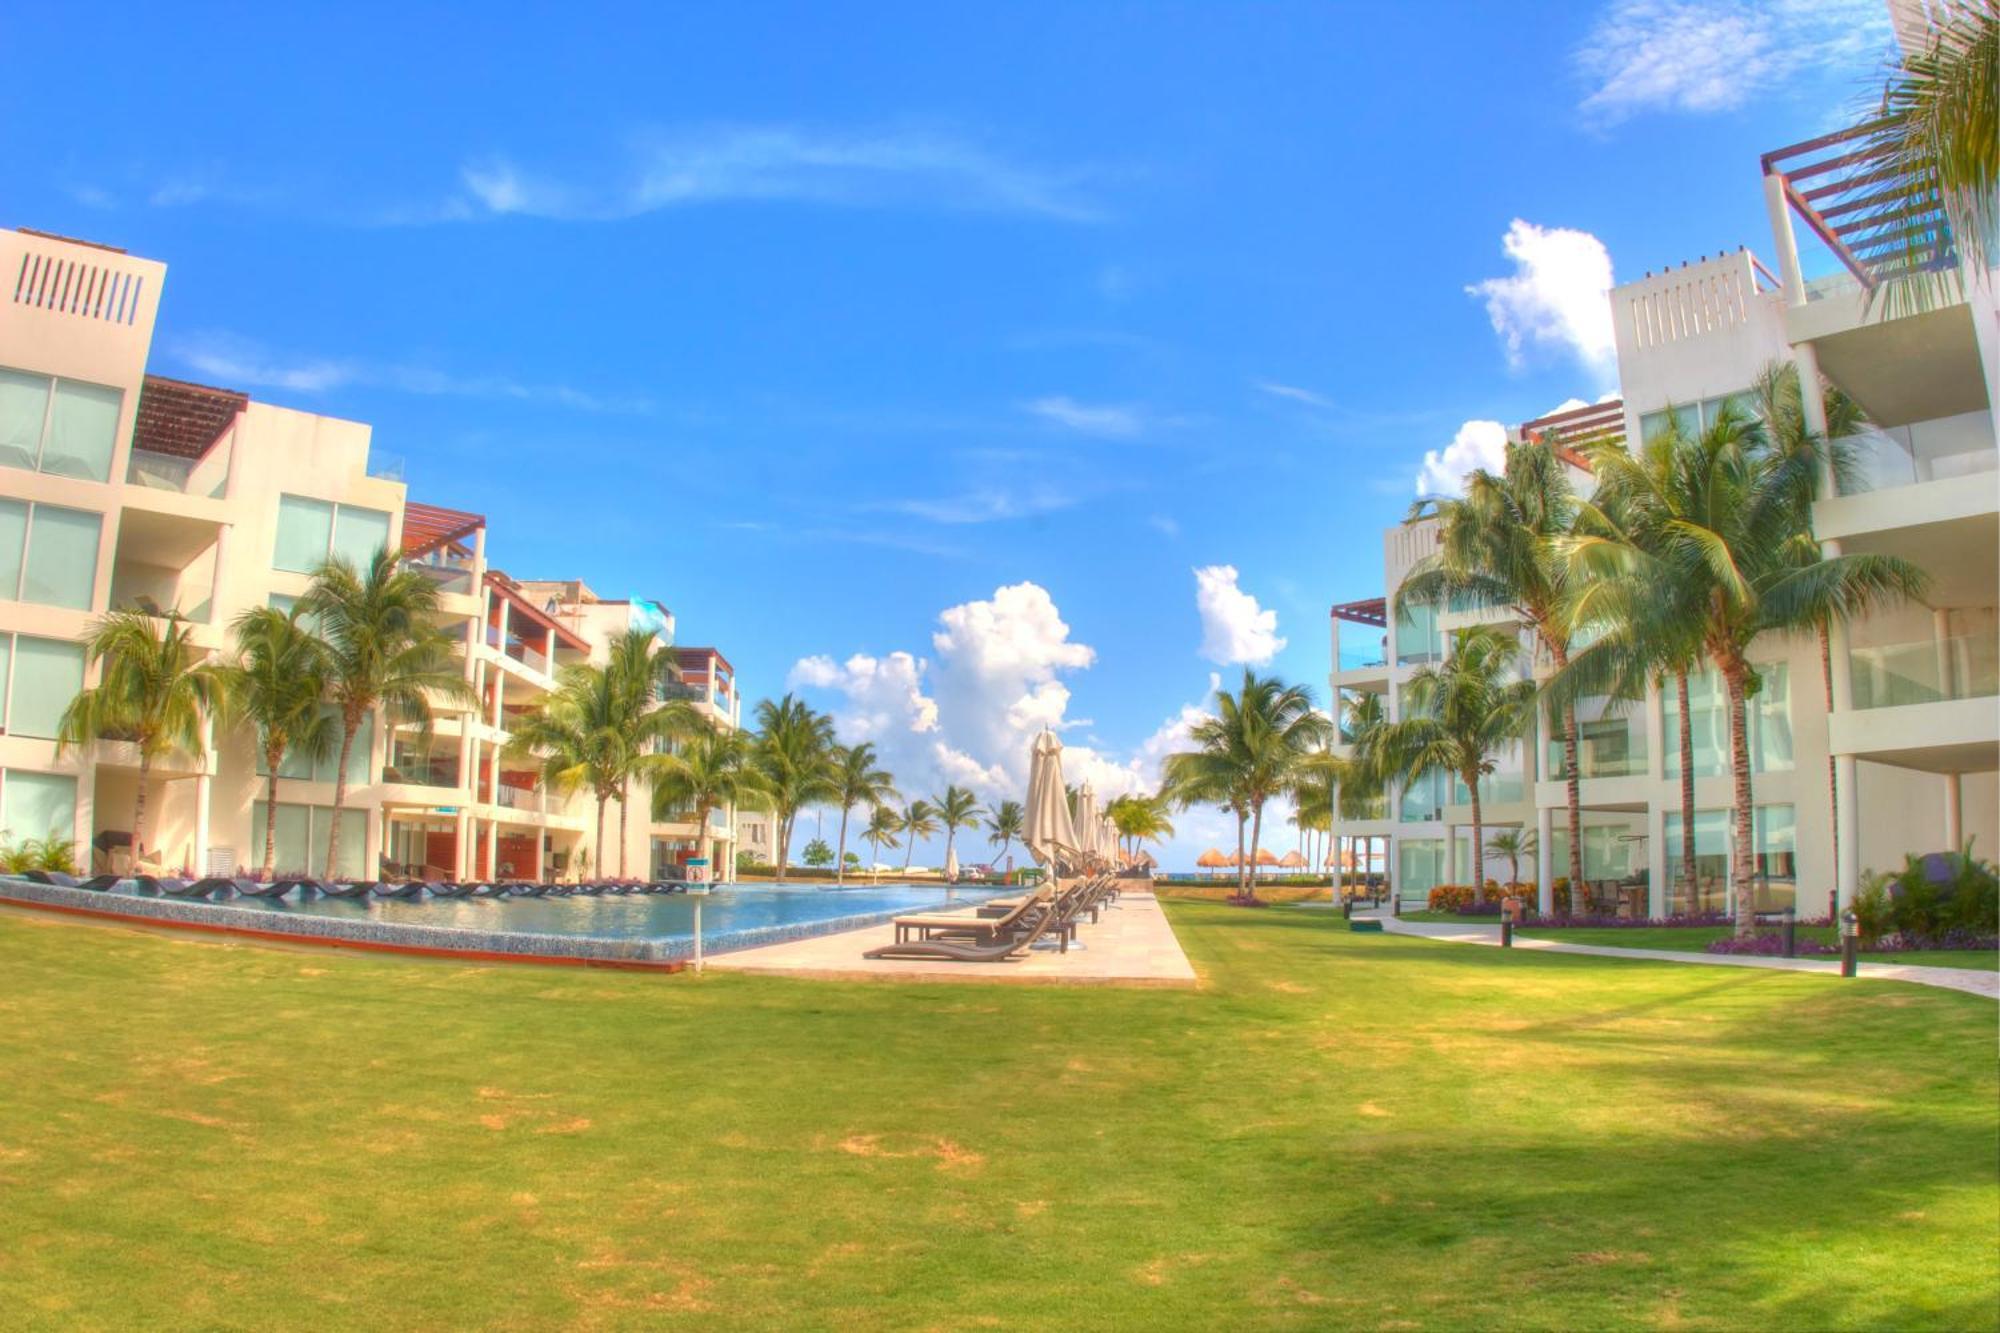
[373,881,430,899]
[160,878,219,898]
[864,897,1059,962]
[430,881,473,898]
[893,889,1047,945]
[237,879,295,898]
[321,881,377,899]
[78,874,121,891]
[469,882,509,898]
[22,870,80,887]
[274,879,335,898]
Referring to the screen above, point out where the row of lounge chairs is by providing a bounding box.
[863,873,1119,963]
[11,871,694,901]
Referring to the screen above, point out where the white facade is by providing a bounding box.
[0,227,747,884]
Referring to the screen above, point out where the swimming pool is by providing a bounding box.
[0,878,1007,967]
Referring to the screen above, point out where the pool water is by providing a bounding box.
[97,880,1004,952]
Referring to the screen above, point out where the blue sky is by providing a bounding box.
[7,0,1895,866]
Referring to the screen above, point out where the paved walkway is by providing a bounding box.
[1365,913,1998,1000]
[707,889,1197,987]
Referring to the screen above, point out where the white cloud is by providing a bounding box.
[169,332,651,413]
[883,486,1079,525]
[1416,419,1509,497]
[1467,220,1616,381]
[1023,395,1145,438]
[1255,380,1334,409]
[1193,566,1286,666]
[456,125,1101,223]
[1147,514,1181,539]
[1575,0,1892,125]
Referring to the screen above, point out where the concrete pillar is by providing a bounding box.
[193,716,213,875]
[1647,800,1668,918]
[1763,173,1809,306]
[1944,774,1964,848]
[454,809,471,881]
[483,817,498,884]
[1536,803,1554,916]
[1934,608,1955,699]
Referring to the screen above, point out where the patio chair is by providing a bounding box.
[863,895,1060,962]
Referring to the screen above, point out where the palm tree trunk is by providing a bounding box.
[695,799,711,872]
[133,751,153,864]
[1468,775,1485,906]
[618,778,631,879]
[901,828,916,878]
[1561,700,1583,900]
[1248,803,1265,900]
[1820,623,1838,891]
[324,720,358,880]
[835,805,851,885]
[1234,812,1247,896]
[1676,669,1697,910]
[263,741,284,880]
[775,808,792,884]
[1722,658,1757,938]
[593,793,607,882]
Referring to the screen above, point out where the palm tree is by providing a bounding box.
[1566,405,1927,934]
[1365,626,1537,905]
[1860,1,1997,316]
[859,805,903,880]
[750,694,838,882]
[603,628,701,878]
[56,612,225,862]
[1486,828,1537,892]
[828,742,898,885]
[935,785,984,875]
[898,798,939,877]
[1402,437,1587,896]
[986,799,1024,867]
[1162,671,1332,899]
[649,727,768,874]
[220,606,335,879]
[1107,792,1174,859]
[508,664,627,875]
[299,548,472,878]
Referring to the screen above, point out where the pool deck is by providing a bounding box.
[706,888,1199,987]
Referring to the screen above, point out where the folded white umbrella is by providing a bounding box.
[1023,729,1079,868]
[1072,783,1100,858]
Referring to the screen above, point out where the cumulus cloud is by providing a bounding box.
[1416,419,1509,497]
[1193,566,1286,666]
[1467,220,1616,382]
[1575,0,1892,125]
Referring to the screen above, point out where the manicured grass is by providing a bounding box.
[1153,884,1333,905]
[1519,925,2000,972]
[1,906,1995,1329]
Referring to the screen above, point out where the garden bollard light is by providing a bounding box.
[1783,905,1796,959]
[1840,908,1859,978]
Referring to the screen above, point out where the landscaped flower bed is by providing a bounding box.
[1707,928,1999,958]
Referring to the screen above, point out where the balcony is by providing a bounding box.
[412,556,476,597]
[383,756,462,789]
[108,507,222,628]
[485,625,549,676]
[1851,632,1999,710]
[125,376,245,500]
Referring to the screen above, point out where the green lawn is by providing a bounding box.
[1,905,1995,1330]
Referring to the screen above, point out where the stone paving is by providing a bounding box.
[706,889,1198,986]
[1368,912,1999,1000]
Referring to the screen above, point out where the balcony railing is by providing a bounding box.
[1851,633,2000,710]
[1837,412,1998,495]
[491,783,536,810]
[485,626,549,675]
[413,559,475,596]
[384,758,461,788]
[125,442,232,497]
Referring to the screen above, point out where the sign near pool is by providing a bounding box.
[686,858,710,886]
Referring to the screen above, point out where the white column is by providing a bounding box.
[483,817,498,884]
[1536,804,1554,916]
[1835,756,1860,910]
[1762,172,1809,305]
[1647,800,1668,919]
[193,716,214,875]
[1944,774,1964,849]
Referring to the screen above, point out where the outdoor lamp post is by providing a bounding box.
[1840,908,1860,978]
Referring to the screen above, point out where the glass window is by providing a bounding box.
[0,499,24,600]
[1664,806,1795,913]
[1395,600,1440,665]
[330,711,373,786]
[1548,823,1636,885]
[21,504,101,610]
[252,801,314,878]
[1398,769,1444,823]
[1398,837,1446,898]
[9,636,83,739]
[330,505,390,570]
[273,495,336,573]
[1755,666,1793,773]
[309,806,368,880]
[1663,665,1790,778]
[2,769,77,843]
[41,379,121,482]
[0,369,50,471]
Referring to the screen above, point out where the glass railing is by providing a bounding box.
[384,759,461,788]
[125,442,232,497]
[366,452,406,482]
[1851,633,2000,709]
[1839,412,1996,496]
[414,561,474,595]
[109,590,213,625]
[492,784,535,810]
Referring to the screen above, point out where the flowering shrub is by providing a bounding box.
[1706,934,1841,958]
[1426,883,1513,912]
[1532,912,1736,929]
[1706,928,1998,958]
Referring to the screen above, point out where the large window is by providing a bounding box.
[1548,823,1639,884]
[273,495,392,574]
[1548,708,1650,779]
[1664,805,1797,914]
[1662,664,1792,778]
[0,634,86,739]
[1,769,78,843]
[0,498,102,611]
[1394,599,1441,665]
[0,368,122,483]
[1398,769,1444,823]
[1398,837,1447,899]
[250,801,368,880]
[1638,390,1754,445]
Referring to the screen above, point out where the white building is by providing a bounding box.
[0,226,747,883]
[1328,30,1998,914]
